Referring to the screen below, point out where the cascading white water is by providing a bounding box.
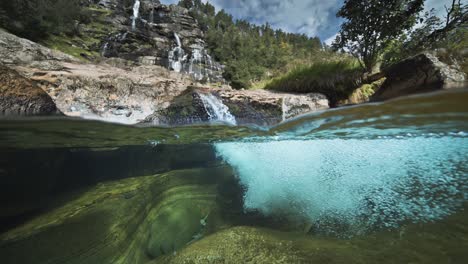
[167,33,222,82]
[198,93,237,125]
[101,42,109,57]
[174,33,181,47]
[168,33,185,72]
[149,10,154,24]
[132,0,141,30]
[188,49,204,80]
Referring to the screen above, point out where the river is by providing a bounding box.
[0,89,467,263]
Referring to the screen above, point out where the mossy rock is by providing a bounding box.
[0,166,239,264]
[146,200,206,258]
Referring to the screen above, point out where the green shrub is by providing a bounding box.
[265,58,363,106]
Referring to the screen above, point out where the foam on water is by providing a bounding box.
[215,137,468,234]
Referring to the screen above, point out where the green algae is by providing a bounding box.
[158,205,468,263]
[0,166,238,264]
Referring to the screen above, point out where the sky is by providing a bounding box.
[160,0,454,44]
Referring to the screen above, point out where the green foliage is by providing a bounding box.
[0,0,88,41]
[265,58,364,106]
[179,0,323,89]
[382,1,468,73]
[333,0,424,72]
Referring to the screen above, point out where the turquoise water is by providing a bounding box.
[215,138,467,235]
[0,89,467,263]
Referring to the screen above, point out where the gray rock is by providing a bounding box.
[0,64,60,116]
[146,87,329,126]
[372,53,466,101]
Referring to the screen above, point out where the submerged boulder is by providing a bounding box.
[157,209,468,264]
[0,166,239,264]
[146,200,206,258]
[372,53,466,101]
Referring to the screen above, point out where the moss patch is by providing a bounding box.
[38,5,114,61]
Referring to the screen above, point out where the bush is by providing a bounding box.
[265,58,363,106]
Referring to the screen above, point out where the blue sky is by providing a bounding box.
[160,0,453,44]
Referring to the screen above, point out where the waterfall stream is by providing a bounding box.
[132,0,141,30]
[198,93,237,125]
[168,33,185,72]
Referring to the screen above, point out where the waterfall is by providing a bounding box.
[198,93,237,125]
[131,0,140,30]
[149,9,154,24]
[168,33,185,72]
[174,33,182,47]
[189,49,203,80]
[101,42,109,57]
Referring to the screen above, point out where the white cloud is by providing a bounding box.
[204,0,342,38]
[324,33,338,46]
[159,0,455,40]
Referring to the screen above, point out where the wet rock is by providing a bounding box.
[218,89,329,126]
[146,200,205,258]
[0,65,60,115]
[157,209,468,264]
[0,166,238,264]
[372,53,466,101]
[146,87,329,126]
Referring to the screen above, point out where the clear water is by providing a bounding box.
[0,89,467,263]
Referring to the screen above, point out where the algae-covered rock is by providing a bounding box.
[0,166,239,264]
[146,200,206,258]
[158,207,468,264]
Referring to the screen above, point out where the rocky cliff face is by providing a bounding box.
[94,0,224,82]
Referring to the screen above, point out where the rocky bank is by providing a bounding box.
[0,0,465,125]
[0,26,330,125]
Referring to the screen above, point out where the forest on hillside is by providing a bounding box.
[177,0,324,88]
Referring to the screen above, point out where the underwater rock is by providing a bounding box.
[158,208,468,264]
[146,200,206,258]
[0,166,239,264]
[372,53,466,101]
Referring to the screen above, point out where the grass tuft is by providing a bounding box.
[265,58,364,106]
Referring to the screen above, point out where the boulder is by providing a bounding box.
[372,53,466,101]
[0,65,59,115]
[145,88,329,126]
[157,210,468,264]
[220,89,329,125]
[0,166,239,264]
